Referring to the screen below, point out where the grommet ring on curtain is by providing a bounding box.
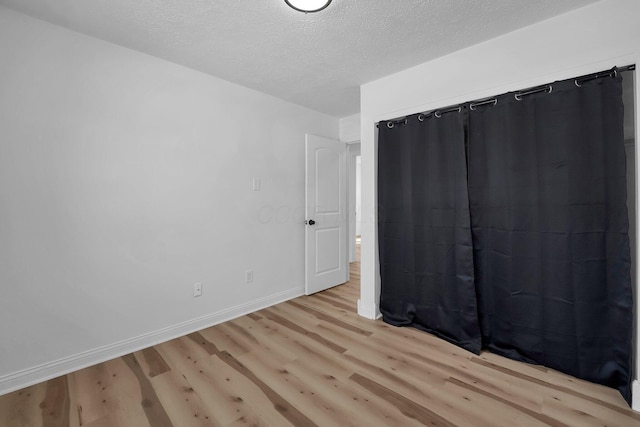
[514,85,552,101]
[575,68,618,87]
[417,114,425,122]
[387,121,394,129]
[469,99,497,111]
[434,106,461,118]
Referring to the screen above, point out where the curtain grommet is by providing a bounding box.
[469,99,497,111]
[387,121,394,129]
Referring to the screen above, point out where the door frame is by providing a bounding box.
[347,142,361,263]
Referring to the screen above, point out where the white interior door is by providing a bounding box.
[305,134,348,295]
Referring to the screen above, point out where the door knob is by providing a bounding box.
[305,219,316,225]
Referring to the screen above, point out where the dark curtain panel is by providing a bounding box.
[467,75,633,403]
[378,113,481,353]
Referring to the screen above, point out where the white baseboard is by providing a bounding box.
[357,298,381,320]
[0,287,303,397]
[633,380,640,412]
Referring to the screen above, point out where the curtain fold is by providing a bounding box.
[378,113,481,353]
[467,75,633,403]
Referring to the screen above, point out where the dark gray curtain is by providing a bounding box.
[467,75,633,403]
[378,112,481,353]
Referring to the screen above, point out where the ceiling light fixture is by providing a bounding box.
[285,0,332,13]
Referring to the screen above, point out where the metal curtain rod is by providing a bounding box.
[575,64,635,87]
[378,104,463,128]
[377,64,636,126]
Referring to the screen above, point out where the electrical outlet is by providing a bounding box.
[193,282,202,297]
[245,270,254,283]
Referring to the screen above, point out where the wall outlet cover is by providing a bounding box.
[193,282,202,297]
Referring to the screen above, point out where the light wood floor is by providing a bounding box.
[1,247,639,426]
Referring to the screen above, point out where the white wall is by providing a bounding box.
[0,6,338,394]
[347,143,361,262]
[359,0,640,408]
[356,156,362,237]
[342,114,361,262]
[340,113,361,143]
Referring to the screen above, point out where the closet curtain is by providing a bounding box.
[378,112,481,353]
[467,75,633,402]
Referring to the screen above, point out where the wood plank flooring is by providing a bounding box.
[1,244,639,426]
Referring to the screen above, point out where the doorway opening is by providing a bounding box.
[348,142,362,265]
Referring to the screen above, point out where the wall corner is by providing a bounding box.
[357,298,381,320]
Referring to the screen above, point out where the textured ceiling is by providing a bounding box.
[0,0,601,117]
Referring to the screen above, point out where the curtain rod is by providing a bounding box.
[377,64,636,128]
